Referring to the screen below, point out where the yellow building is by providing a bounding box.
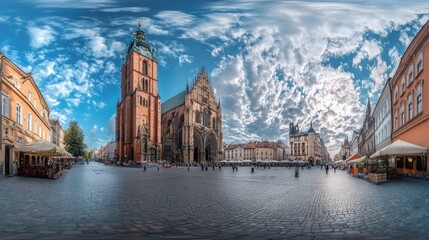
[1,52,51,176]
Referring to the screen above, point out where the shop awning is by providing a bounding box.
[345,153,361,162]
[15,141,66,157]
[370,140,427,158]
[348,156,367,164]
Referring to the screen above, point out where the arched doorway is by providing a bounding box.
[149,148,156,162]
[308,157,314,166]
[4,146,11,176]
[205,145,212,163]
[194,147,200,163]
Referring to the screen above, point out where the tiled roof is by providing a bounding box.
[255,141,274,148]
[244,141,256,149]
[161,90,186,115]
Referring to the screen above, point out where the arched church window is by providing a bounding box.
[195,111,201,124]
[140,96,143,105]
[142,60,148,75]
[212,117,216,130]
[145,79,149,92]
[203,109,209,127]
[180,114,184,124]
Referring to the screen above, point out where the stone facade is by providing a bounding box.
[1,52,51,176]
[116,23,162,163]
[289,122,329,165]
[224,140,285,161]
[336,138,351,160]
[161,69,223,164]
[224,144,244,161]
[358,99,375,157]
[373,78,392,152]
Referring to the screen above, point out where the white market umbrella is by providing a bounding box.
[370,140,427,158]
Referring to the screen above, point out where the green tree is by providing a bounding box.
[64,121,85,157]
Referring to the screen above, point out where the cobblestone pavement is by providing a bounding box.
[1,163,429,239]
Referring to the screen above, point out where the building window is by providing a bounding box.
[394,85,398,102]
[212,117,216,130]
[2,93,9,117]
[27,113,32,131]
[407,65,414,86]
[400,101,405,126]
[142,60,148,76]
[16,102,22,125]
[28,90,32,102]
[401,77,405,95]
[39,126,42,137]
[203,109,210,127]
[416,51,423,74]
[195,111,201,124]
[34,120,38,134]
[416,81,423,114]
[407,92,413,121]
[140,96,143,105]
[394,109,398,131]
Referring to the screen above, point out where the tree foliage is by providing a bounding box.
[64,121,85,157]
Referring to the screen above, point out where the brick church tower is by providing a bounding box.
[116,20,162,163]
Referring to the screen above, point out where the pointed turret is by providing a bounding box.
[366,97,371,116]
[186,81,190,94]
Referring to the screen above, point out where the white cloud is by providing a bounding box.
[179,54,193,65]
[0,15,9,22]
[99,7,149,12]
[90,124,98,137]
[352,40,382,67]
[26,0,115,9]
[204,1,429,157]
[155,11,195,27]
[98,101,106,109]
[27,25,56,48]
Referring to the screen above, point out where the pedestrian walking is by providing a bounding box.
[143,164,147,172]
[219,165,221,171]
[325,164,329,174]
[205,166,208,171]
[213,165,215,171]
[158,165,160,171]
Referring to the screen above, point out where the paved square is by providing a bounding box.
[1,163,429,239]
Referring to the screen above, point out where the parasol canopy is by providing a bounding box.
[370,140,427,158]
[15,141,66,157]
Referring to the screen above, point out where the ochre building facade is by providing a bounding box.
[1,52,51,176]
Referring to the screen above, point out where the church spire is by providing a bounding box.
[366,97,371,116]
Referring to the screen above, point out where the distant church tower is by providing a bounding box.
[116,20,162,163]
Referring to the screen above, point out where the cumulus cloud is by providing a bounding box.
[205,0,429,156]
[27,25,56,48]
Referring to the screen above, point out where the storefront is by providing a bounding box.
[370,140,428,179]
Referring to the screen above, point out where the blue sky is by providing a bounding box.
[1,0,428,157]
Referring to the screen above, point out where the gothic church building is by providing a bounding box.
[161,69,223,164]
